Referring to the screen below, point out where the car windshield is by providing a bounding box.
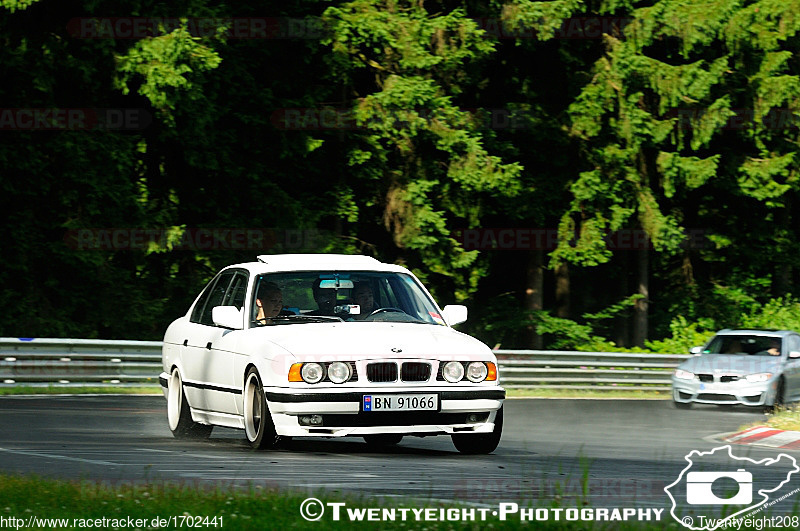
[249,271,445,327]
[703,335,782,356]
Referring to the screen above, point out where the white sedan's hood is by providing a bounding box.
[251,322,492,360]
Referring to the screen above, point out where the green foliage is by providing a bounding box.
[0,0,41,12]
[644,316,716,354]
[740,297,800,331]
[115,24,222,122]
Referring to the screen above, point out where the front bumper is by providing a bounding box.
[266,386,505,437]
[671,377,774,406]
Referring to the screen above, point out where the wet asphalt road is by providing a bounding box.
[0,396,792,508]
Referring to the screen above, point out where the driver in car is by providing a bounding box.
[307,278,337,316]
[350,282,375,320]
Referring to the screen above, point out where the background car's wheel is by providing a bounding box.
[167,368,212,439]
[673,400,692,410]
[363,434,403,446]
[765,378,786,413]
[451,406,503,455]
[243,367,281,450]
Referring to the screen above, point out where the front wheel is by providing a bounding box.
[673,400,692,410]
[765,378,786,413]
[243,367,282,449]
[167,368,212,439]
[452,406,503,455]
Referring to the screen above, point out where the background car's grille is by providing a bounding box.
[720,375,740,383]
[401,362,431,382]
[366,362,397,382]
[697,374,714,383]
[697,394,737,401]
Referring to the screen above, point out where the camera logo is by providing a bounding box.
[665,445,800,530]
[686,469,752,505]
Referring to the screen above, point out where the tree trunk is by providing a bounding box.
[555,262,570,319]
[632,249,649,347]
[524,250,544,349]
[613,254,630,347]
[774,197,792,296]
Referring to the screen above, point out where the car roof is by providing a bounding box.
[222,254,411,275]
[714,329,798,337]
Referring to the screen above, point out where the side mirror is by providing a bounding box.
[689,346,703,355]
[790,351,800,359]
[212,306,243,330]
[442,305,468,326]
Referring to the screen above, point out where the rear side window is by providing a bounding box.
[223,272,248,310]
[191,271,235,325]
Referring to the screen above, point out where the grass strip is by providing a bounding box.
[0,386,162,396]
[0,474,690,530]
[741,405,800,432]
[506,388,670,400]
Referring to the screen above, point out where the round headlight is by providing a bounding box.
[442,361,465,383]
[466,362,488,383]
[328,361,352,384]
[301,362,325,384]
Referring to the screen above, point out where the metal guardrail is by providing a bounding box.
[0,338,162,388]
[495,350,690,391]
[0,338,689,390]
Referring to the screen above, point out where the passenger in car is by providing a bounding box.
[350,282,376,320]
[254,281,285,324]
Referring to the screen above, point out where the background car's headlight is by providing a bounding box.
[745,372,773,383]
[466,362,488,382]
[327,361,352,384]
[442,361,465,383]
[674,369,695,380]
[301,362,326,384]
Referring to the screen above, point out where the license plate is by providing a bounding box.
[363,394,438,412]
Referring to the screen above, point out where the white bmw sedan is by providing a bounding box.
[160,254,504,454]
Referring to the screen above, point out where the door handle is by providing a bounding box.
[206,342,212,350]
[183,339,188,347]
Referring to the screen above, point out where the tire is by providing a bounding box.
[452,406,503,455]
[673,400,692,410]
[167,368,212,439]
[243,367,282,450]
[363,434,403,446]
[765,378,786,413]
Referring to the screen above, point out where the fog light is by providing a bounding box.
[299,415,324,426]
[467,413,481,423]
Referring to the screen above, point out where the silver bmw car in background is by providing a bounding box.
[671,329,800,410]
